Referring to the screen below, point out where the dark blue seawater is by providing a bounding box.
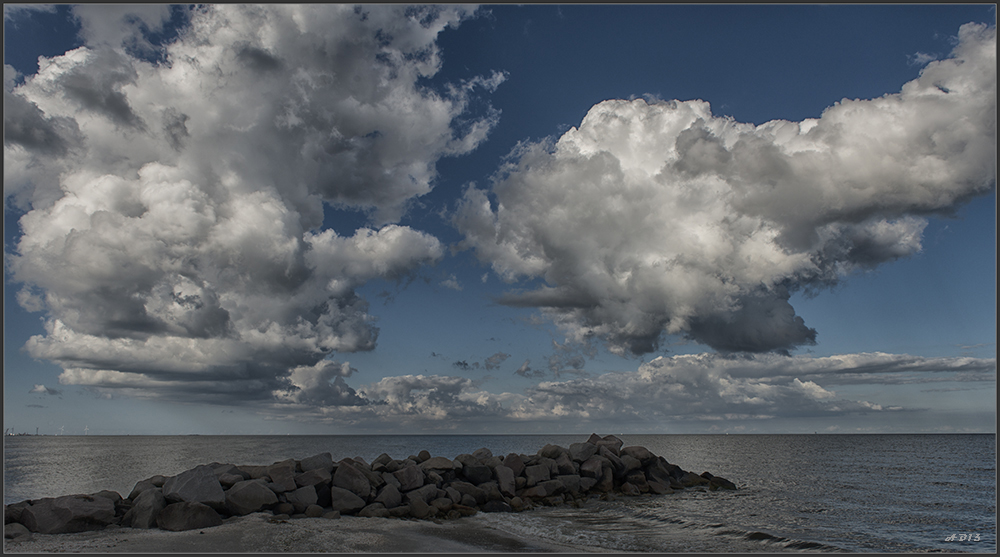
[3,434,995,552]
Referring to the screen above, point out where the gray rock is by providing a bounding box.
[579,455,606,479]
[596,463,615,492]
[122,487,167,528]
[538,444,567,459]
[454,454,478,468]
[162,465,226,511]
[555,474,582,495]
[471,447,493,460]
[381,471,402,490]
[407,497,434,519]
[598,446,626,478]
[332,462,371,500]
[494,465,516,498]
[374,483,402,509]
[481,456,504,469]
[538,456,559,477]
[521,479,564,499]
[569,442,598,463]
[708,476,737,490]
[647,480,674,494]
[626,470,650,492]
[680,472,709,487]
[449,481,487,506]
[299,452,334,474]
[462,464,492,485]
[149,475,168,488]
[372,453,393,468]
[328,486,366,515]
[273,503,294,515]
[579,477,598,492]
[305,504,324,518]
[621,446,655,464]
[284,486,318,514]
[359,503,390,518]
[555,454,576,475]
[127,479,158,501]
[445,487,462,504]
[644,459,674,485]
[225,480,278,516]
[404,484,438,505]
[481,500,512,513]
[4,522,31,539]
[392,465,425,492]
[503,453,525,476]
[524,464,550,487]
[238,465,270,480]
[419,456,455,471]
[20,494,117,534]
[430,497,453,512]
[210,463,247,480]
[295,468,331,488]
[460,493,477,508]
[586,433,603,445]
[620,454,642,474]
[267,460,298,493]
[322,510,342,520]
[416,450,431,463]
[620,482,640,496]
[599,434,624,452]
[156,502,223,531]
[218,473,245,488]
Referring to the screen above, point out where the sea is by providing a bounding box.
[3,434,995,553]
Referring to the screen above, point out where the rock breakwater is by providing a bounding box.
[4,434,736,539]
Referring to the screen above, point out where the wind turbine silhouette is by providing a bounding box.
[58,425,65,436]
[83,425,89,435]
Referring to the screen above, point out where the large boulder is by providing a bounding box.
[554,454,576,475]
[266,460,298,493]
[538,444,568,459]
[620,455,642,474]
[374,484,402,509]
[449,481,486,506]
[299,453,334,474]
[598,447,626,478]
[569,442,598,463]
[596,434,623,455]
[404,484,438,505]
[5,522,31,540]
[494,465,516,498]
[579,455,606,479]
[524,464,550,487]
[471,448,493,461]
[284,486,318,514]
[392,465,425,492]
[358,503,390,518]
[225,480,278,516]
[127,479,158,501]
[332,462,371,500]
[621,446,655,465]
[555,474,582,495]
[156,502,223,531]
[122,488,166,528]
[521,480,564,499]
[462,464,492,485]
[328,486,366,515]
[295,468,331,488]
[20,494,117,534]
[419,456,455,471]
[161,465,226,511]
[503,454,526,476]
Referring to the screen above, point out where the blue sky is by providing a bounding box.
[3,4,996,435]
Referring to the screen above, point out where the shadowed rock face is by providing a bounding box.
[4,433,737,534]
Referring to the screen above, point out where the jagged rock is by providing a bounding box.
[425,470,443,487]
[482,456,504,469]
[479,481,504,502]
[538,456,559,477]
[225,480,278,516]
[407,497,434,519]
[569,442,598,463]
[383,460,403,473]
[284,486,318,514]
[481,500,512,513]
[494,465,516,497]
[332,462,371,500]
[503,454,526,476]
[372,453,393,468]
[295,468,331,488]
[430,498,453,512]
[419,456,455,471]
[708,476,737,490]
[127,479,158,501]
[5,522,31,539]
[387,505,410,518]
[304,505,324,517]
[267,460,299,493]
[353,462,385,490]
[20,494,117,534]
[509,497,526,511]
[374,484,402,509]
[449,481,486,506]
[156,502,222,531]
[462,464,492,485]
[680,472,710,487]
[598,446,626,477]
[454,454,478,467]
[122,487,167,528]
[5,501,30,524]
[647,480,674,495]
[621,455,642,474]
[538,444,568,459]
[621,446,655,465]
[586,433,603,445]
[381,471,402,490]
[392,465,424,492]
[416,450,431,463]
[299,453,334,474]
[620,482,640,496]
[210,464,248,481]
[238,465,270,480]
[218,474,245,488]
[555,474,582,495]
[404,484,438,505]
[626,470,650,493]
[328,487,366,515]
[472,447,493,460]
[453,504,478,516]
[597,434,624,454]
[579,456,606,479]
[579,477,598,492]
[555,454,576,475]
[521,479,564,499]
[460,494,477,507]
[524,464,550,487]
[596,463,614,492]
[644,459,673,485]
[359,503,390,518]
[162,465,227,511]
[323,510,342,519]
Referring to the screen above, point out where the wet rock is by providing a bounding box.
[462,464,492,485]
[708,476,737,490]
[481,500,512,513]
[524,464,550,487]
[122,487,167,528]
[450,481,486,506]
[21,494,117,534]
[494,465,516,498]
[387,505,410,518]
[156,502,222,531]
[225,480,278,516]
[626,470,650,493]
[429,498,453,512]
[680,472,710,487]
[620,482,640,496]
[598,446,626,478]
[555,474,582,495]
[273,502,294,515]
[647,480,674,495]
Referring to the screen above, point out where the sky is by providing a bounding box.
[3,4,996,435]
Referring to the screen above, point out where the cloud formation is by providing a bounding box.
[29,384,60,396]
[5,5,499,403]
[455,23,996,356]
[265,352,996,430]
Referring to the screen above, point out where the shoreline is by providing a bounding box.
[3,511,596,553]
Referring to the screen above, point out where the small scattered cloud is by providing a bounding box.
[439,274,463,291]
[483,352,510,370]
[452,360,479,371]
[907,51,938,66]
[29,384,60,395]
[514,359,545,379]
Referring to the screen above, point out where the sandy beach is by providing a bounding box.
[3,512,596,553]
